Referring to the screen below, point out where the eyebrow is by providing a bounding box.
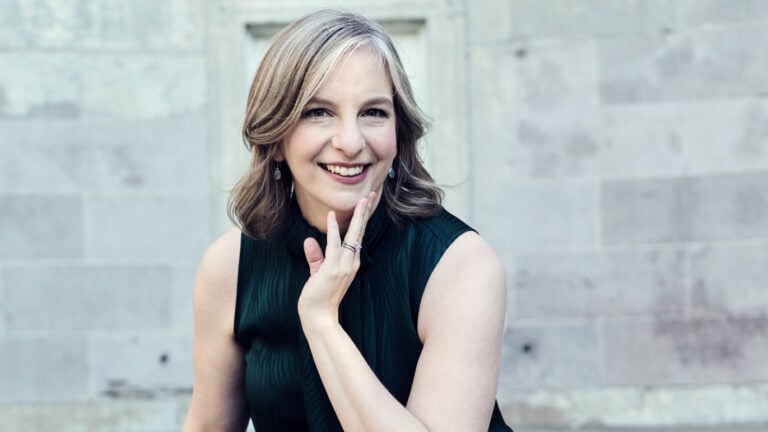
[306,96,394,107]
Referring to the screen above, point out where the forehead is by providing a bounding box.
[313,47,393,98]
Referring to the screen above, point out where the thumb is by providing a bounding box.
[303,237,324,275]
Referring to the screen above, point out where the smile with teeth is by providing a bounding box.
[323,164,367,177]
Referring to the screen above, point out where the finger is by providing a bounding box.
[342,195,371,251]
[303,237,324,276]
[354,191,377,244]
[326,211,341,256]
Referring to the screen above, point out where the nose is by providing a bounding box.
[331,119,364,157]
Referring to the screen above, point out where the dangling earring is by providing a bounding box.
[388,167,395,179]
[273,164,282,180]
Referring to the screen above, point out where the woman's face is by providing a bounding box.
[278,47,397,229]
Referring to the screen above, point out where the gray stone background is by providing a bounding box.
[1,0,767,431]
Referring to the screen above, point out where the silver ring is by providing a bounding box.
[341,242,362,253]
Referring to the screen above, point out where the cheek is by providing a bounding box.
[282,128,320,162]
[367,126,397,157]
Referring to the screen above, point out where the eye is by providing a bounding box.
[302,107,330,118]
[362,108,388,118]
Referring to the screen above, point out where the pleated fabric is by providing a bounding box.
[234,200,513,431]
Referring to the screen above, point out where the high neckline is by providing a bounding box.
[285,198,389,269]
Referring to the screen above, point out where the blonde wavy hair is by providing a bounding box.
[229,9,443,238]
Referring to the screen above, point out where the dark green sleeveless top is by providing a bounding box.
[235,201,512,431]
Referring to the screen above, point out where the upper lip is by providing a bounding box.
[321,162,370,167]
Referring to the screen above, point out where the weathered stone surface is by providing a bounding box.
[493,98,768,180]
[687,243,768,314]
[602,314,768,385]
[0,195,83,260]
[0,270,5,334]
[602,177,694,244]
[0,336,88,402]
[85,195,211,261]
[500,322,601,389]
[89,333,192,398]
[0,398,183,431]
[3,265,171,331]
[602,173,768,244]
[512,248,685,319]
[498,383,768,428]
[597,99,768,178]
[686,173,768,241]
[477,0,768,41]
[171,264,197,330]
[0,114,208,193]
[505,0,676,39]
[476,181,599,253]
[0,0,204,50]
[0,53,206,119]
[83,114,209,193]
[0,120,84,192]
[599,26,768,104]
[678,0,768,26]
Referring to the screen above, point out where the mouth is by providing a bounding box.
[321,163,370,177]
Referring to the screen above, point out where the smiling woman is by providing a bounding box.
[183,9,512,432]
[278,47,397,232]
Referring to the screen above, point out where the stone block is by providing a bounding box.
[475,180,599,253]
[598,99,768,178]
[0,269,5,334]
[512,248,685,319]
[0,52,206,119]
[602,177,693,244]
[678,0,768,27]
[0,398,182,431]
[687,172,768,241]
[687,243,768,314]
[499,322,601,389]
[473,0,768,42]
[471,39,768,180]
[0,336,88,402]
[602,314,768,385]
[3,265,171,331]
[0,119,84,192]
[470,40,607,179]
[89,333,193,398]
[86,195,211,261]
[171,264,197,331]
[0,114,209,193]
[83,113,209,193]
[497,383,768,428]
[0,0,204,50]
[0,195,83,260]
[505,0,675,39]
[602,172,768,244]
[599,26,768,104]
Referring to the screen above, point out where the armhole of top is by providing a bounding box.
[411,209,477,327]
[233,231,248,343]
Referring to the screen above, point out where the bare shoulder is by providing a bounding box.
[193,228,242,322]
[408,231,507,428]
[442,231,503,277]
[417,231,506,339]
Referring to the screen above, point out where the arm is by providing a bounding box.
[408,231,507,430]
[299,197,506,431]
[182,228,250,432]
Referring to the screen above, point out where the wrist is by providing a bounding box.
[298,307,339,334]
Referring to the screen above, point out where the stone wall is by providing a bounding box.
[0,0,206,430]
[470,0,768,429]
[1,0,767,430]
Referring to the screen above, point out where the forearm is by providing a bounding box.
[302,319,430,432]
